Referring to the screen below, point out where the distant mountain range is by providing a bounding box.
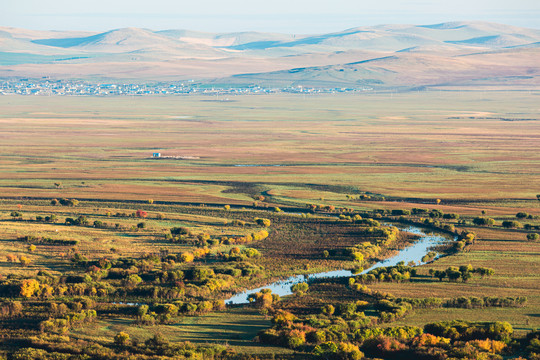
[1,21,539,89]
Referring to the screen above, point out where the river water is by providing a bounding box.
[226,225,453,305]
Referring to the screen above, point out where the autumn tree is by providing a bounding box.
[20,279,40,298]
[114,332,130,346]
[255,218,272,227]
[249,289,276,309]
[123,274,142,289]
[135,209,147,218]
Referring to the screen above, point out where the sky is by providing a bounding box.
[2,0,540,33]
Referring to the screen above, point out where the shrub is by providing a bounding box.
[473,217,495,226]
[286,329,306,349]
[171,227,191,236]
[527,233,539,241]
[180,253,195,263]
[502,220,521,229]
[291,282,309,296]
[255,218,272,227]
[322,304,335,316]
[135,209,147,218]
[114,332,130,346]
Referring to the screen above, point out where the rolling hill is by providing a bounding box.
[0,21,539,89]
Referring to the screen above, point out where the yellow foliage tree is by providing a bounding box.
[180,252,195,263]
[20,279,40,298]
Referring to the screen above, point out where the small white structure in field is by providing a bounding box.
[152,153,161,158]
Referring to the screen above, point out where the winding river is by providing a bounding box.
[226,225,454,305]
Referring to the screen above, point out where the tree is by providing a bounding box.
[19,256,31,266]
[180,252,194,263]
[475,267,495,278]
[59,198,78,206]
[255,218,271,227]
[224,205,230,211]
[137,222,146,229]
[502,220,521,229]
[516,212,529,219]
[322,304,335,316]
[461,271,472,282]
[447,269,461,282]
[20,279,40,298]
[291,282,309,296]
[123,274,142,289]
[473,217,495,226]
[249,289,274,309]
[10,211,23,220]
[135,209,147,218]
[114,332,130,347]
[434,270,446,282]
[527,233,539,241]
[286,329,306,349]
[51,199,59,206]
[170,227,190,236]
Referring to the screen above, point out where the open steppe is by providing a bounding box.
[0,91,538,359]
[0,91,539,205]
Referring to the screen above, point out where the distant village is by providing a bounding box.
[0,79,373,96]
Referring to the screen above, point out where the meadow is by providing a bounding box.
[0,91,539,205]
[0,91,538,359]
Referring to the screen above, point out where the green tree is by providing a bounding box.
[123,274,142,289]
[137,305,149,319]
[434,270,446,282]
[322,304,335,316]
[502,220,521,229]
[291,282,309,296]
[255,218,271,227]
[527,233,539,241]
[473,217,495,226]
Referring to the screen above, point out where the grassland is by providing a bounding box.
[0,92,539,206]
[0,92,538,359]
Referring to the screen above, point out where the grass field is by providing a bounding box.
[0,92,538,359]
[0,92,539,207]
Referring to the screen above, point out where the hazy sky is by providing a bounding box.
[2,0,539,33]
